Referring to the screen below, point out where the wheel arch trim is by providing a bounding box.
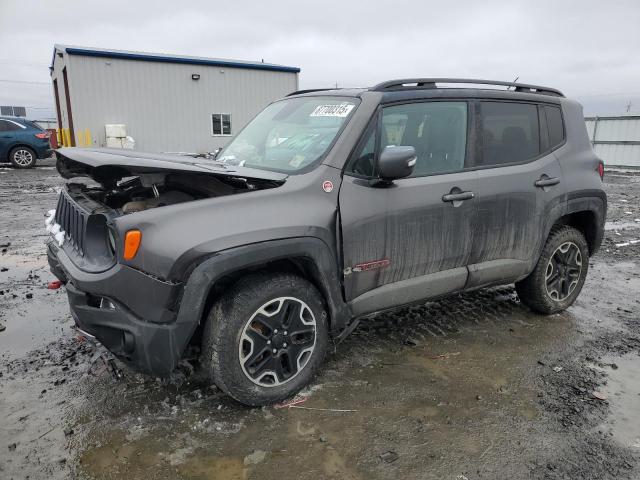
[174,237,351,349]
[542,189,606,258]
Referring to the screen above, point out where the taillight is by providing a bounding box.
[597,161,604,180]
[35,132,49,139]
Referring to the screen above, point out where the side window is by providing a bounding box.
[545,105,565,149]
[479,102,540,166]
[347,122,377,177]
[381,102,468,176]
[0,120,19,132]
[212,113,232,135]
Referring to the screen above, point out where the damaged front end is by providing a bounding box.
[46,147,288,375]
[49,148,286,270]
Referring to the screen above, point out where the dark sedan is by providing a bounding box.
[0,116,52,168]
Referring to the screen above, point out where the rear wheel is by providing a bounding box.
[9,147,36,168]
[201,273,329,406]
[516,226,589,314]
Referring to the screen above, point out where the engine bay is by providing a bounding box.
[77,171,282,214]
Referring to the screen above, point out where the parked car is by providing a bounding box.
[46,78,606,406]
[0,116,52,168]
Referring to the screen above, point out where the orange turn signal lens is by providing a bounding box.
[123,230,142,260]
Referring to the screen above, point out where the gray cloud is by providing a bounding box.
[1,0,639,117]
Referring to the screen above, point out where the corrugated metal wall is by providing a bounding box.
[52,53,298,153]
[585,115,640,168]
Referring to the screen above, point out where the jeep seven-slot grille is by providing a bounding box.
[54,190,88,256]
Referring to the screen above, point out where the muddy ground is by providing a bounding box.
[0,159,639,480]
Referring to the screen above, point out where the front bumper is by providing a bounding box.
[48,243,192,376]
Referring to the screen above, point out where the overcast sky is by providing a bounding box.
[1,0,639,118]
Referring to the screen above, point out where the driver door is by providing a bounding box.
[339,100,478,316]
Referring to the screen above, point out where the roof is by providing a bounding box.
[0,116,28,122]
[288,78,563,99]
[51,44,300,74]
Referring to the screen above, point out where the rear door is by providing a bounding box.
[339,100,478,316]
[0,119,17,159]
[466,100,566,287]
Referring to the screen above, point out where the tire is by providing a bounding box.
[201,272,329,406]
[516,226,589,314]
[9,146,37,169]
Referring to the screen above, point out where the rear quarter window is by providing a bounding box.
[479,102,540,167]
[544,105,565,149]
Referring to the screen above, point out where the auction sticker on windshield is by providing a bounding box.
[310,104,355,117]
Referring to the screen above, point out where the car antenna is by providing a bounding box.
[509,76,519,91]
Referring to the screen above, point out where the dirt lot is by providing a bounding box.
[1,159,639,480]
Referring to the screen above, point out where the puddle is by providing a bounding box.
[0,254,69,358]
[599,354,640,450]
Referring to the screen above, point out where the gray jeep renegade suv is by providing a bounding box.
[47,78,606,406]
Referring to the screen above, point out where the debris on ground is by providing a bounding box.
[592,391,609,401]
[379,451,399,463]
[244,449,267,465]
[0,323,5,332]
[428,352,460,360]
[47,280,63,290]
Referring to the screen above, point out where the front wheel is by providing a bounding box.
[201,273,329,406]
[516,226,589,314]
[9,147,37,168]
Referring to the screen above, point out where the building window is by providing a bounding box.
[0,106,26,117]
[212,113,232,136]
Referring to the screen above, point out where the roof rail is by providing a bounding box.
[371,78,564,97]
[287,88,337,97]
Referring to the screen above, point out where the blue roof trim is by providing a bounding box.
[62,47,301,73]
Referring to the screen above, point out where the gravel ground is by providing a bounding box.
[0,159,639,480]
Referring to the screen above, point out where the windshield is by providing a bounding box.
[217,96,359,173]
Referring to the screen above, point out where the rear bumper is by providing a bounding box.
[48,243,191,376]
[34,143,52,159]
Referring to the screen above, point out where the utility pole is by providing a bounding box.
[626,101,632,113]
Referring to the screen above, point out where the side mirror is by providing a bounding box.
[378,146,416,181]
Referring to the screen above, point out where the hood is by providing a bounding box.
[55,148,288,186]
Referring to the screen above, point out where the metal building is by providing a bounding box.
[585,115,640,168]
[49,45,300,153]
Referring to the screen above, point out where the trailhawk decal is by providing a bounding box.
[344,259,391,275]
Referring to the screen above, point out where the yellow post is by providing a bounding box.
[64,129,70,147]
[84,129,92,147]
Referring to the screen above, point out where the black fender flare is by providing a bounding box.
[171,237,352,357]
[538,190,607,263]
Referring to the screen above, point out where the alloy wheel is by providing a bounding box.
[239,297,316,387]
[545,241,582,301]
[13,149,34,167]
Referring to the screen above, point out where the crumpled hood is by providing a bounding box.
[55,147,288,186]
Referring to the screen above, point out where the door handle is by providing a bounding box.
[442,191,474,203]
[534,176,560,188]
